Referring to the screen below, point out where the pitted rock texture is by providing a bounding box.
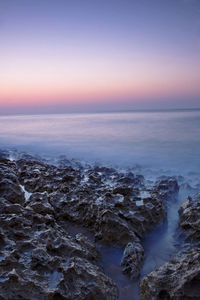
[0,152,180,296]
[140,248,200,300]
[121,241,144,279]
[0,158,25,205]
[0,158,118,300]
[179,192,200,242]
[152,177,179,205]
[17,159,178,247]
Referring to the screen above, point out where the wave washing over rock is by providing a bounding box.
[0,149,199,299]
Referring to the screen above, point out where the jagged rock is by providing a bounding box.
[113,186,133,196]
[140,248,200,300]
[56,256,118,300]
[26,192,54,215]
[0,157,118,299]
[153,177,179,201]
[121,241,144,279]
[95,209,136,246]
[0,159,25,204]
[0,153,182,299]
[179,192,200,242]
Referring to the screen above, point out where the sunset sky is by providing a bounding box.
[0,0,200,114]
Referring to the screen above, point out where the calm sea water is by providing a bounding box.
[0,109,200,176]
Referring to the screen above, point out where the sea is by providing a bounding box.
[0,108,200,299]
[0,109,200,176]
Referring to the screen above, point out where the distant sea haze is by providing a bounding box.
[0,109,200,177]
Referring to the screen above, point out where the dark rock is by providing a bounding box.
[153,177,179,200]
[179,192,200,242]
[0,157,118,299]
[95,209,136,246]
[0,159,25,204]
[57,256,118,300]
[27,192,54,216]
[0,152,183,297]
[113,186,133,196]
[140,248,200,300]
[121,241,144,279]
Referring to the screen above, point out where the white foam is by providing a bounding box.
[139,191,151,199]
[136,199,144,206]
[20,185,32,202]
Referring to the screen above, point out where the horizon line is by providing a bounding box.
[0,107,200,117]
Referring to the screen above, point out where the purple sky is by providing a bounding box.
[0,0,200,114]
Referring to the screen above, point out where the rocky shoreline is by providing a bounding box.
[0,150,199,299]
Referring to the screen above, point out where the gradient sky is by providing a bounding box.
[0,0,200,114]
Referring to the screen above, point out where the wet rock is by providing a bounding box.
[117,172,135,184]
[0,214,118,300]
[57,257,118,300]
[113,186,133,196]
[0,155,118,299]
[95,209,136,246]
[27,192,54,216]
[0,179,24,204]
[140,248,200,300]
[153,177,179,201]
[121,241,144,279]
[0,159,25,205]
[0,198,24,214]
[179,192,200,242]
[74,233,100,262]
[0,152,183,298]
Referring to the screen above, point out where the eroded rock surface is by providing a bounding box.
[179,192,200,242]
[0,152,180,298]
[17,158,179,247]
[140,248,200,300]
[0,158,118,300]
[121,241,144,279]
[140,189,200,300]
[0,158,25,205]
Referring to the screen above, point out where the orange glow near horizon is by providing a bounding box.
[1,52,200,108]
[0,0,200,112]
[1,74,200,108]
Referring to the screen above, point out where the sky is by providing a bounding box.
[0,0,200,114]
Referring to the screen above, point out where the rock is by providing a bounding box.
[0,159,25,205]
[121,241,144,279]
[140,248,200,300]
[0,157,118,300]
[0,215,118,300]
[74,233,100,262]
[95,209,136,246]
[0,152,183,298]
[113,186,133,196]
[153,177,179,202]
[57,256,118,300]
[26,192,54,216]
[179,192,200,242]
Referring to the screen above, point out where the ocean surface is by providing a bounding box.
[0,109,200,178]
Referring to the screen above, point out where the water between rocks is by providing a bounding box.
[7,151,199,299]
[62,182,194,300]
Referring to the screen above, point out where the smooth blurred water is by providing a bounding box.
[0,110,200,175]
